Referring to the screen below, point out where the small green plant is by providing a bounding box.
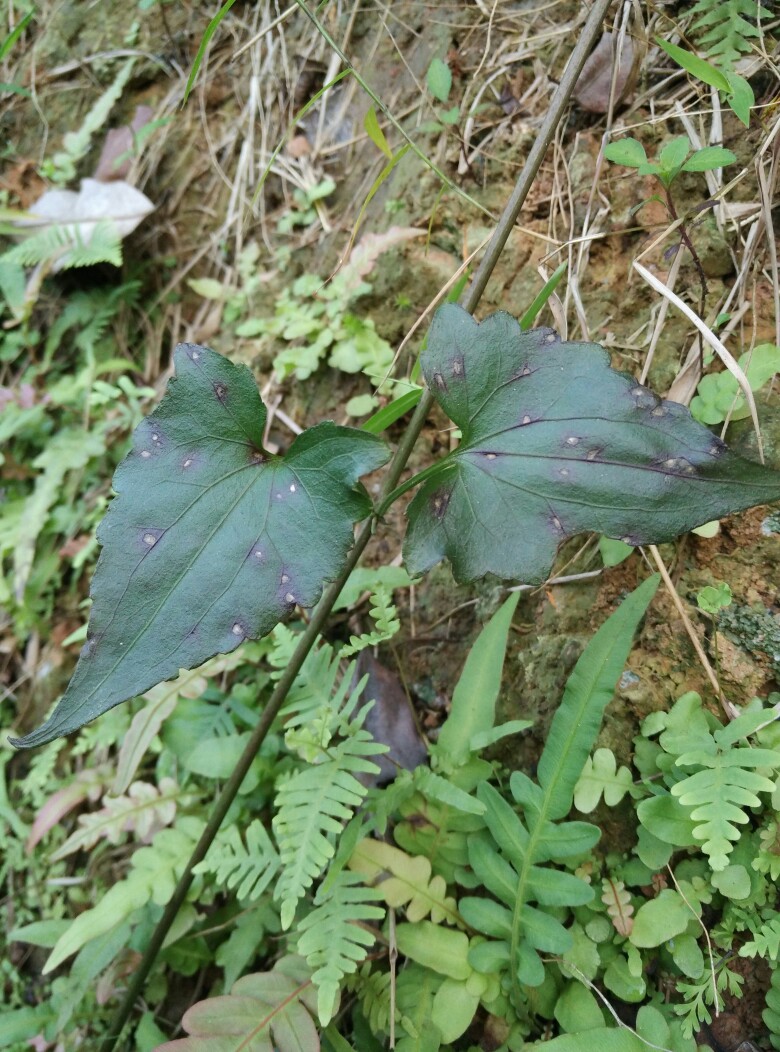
[425,56,461,128]
[605,134,736,311]
[691,343,780,425]
[277,176,337,234]
[604,135,736,190]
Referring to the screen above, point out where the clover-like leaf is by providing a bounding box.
[404,305,780,583]
[11,344,389,748]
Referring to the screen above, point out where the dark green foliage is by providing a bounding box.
[11,345,389,748]
[404,305,780,584]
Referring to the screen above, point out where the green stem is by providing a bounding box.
[103,0,612,1044]
[378,460,457,518]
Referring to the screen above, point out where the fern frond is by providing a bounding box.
[193,819,280,901]
[273,731,384,929]
[349,837,462,925]
[740,915,780,960]
[296,870,385,1025]
[47,59,135,183]
[341,585,400,657]
[689,0,771,66]
[155,955,319,1052]
[2,221,122,269]
[671,741,779,870]
[44,817,204,973]
[602,877,634,936]
[349,962,393,1035]
[50,777,180,860]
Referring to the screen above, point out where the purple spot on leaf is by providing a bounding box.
[213,381,228,404]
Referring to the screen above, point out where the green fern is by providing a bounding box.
[43,59,135,184]
[764,963,780,1050]
[459,577,659,998]
[740,914,780,960]
[273,730,383,929]
[273,671,387,929]
[43,816,205,973]
[193,819,280,901]
[689,0,772,67]
[671,723,780,870]
[296,870,385,1025]
[674,964,743,1037]
[2,221,122,270]
[341,585,401,656]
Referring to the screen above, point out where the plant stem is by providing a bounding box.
[103,1,611,1044]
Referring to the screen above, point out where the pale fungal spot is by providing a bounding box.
[289,483,296,493]
[565,436,579,446]
[586,448,600,461]
[433,371,447,390]
[285,592,296,604]
[521,415,532,425]
[191,351,200,360]
[281,573,290,584]
[651,406,666,417]
[485,452,497,461]
[621,536,633,545]
[520,364,531,376]
[231,623,243,636]
[152,433,160,442]
[143,533,157,546]
[663,458,678,469]
[183,458,193,469]
[559,468,569,477]
[254,549,263,559]
[552,515,563,531]
[140,449,152,459]
[275,492,283,500]
[452,359,463,376]
[213,382,227,401]
[545,333,557,343]
[630,387,644,398]
[710,443,724,456]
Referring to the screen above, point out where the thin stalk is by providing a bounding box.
[104,1,611,1045]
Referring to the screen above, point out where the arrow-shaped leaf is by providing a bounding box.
[404,305,780,583]
[11,344,389,748]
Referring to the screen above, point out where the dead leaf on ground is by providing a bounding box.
[93,105,155,182]
[574,31,637,113]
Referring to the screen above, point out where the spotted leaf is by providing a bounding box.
[404,304,780,583]
[11,344,389,748]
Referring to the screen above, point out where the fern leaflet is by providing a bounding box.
[341,585,401,656]
[296,870,385,1025]
[671,736,779,870]
[689,0,772,66]
[193,819,280,901]
[349,837,462,925]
